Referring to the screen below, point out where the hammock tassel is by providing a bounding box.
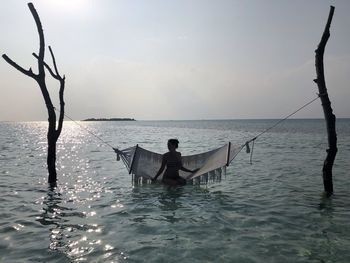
[245,139,256,164]
[113,148,121,161]
[249,139,255,165]
[245,141,251,153]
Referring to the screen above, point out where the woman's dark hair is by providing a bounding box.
[168,139,179,148]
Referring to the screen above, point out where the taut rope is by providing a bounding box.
[243,95,321,163]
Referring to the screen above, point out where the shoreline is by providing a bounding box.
[82,118,136,122]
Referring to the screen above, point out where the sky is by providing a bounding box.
[0,0,349,121]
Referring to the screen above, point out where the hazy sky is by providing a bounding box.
[1,0,349,121]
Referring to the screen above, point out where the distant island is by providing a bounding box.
[82,118,136,121]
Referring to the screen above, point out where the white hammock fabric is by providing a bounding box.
[114,142,242,183]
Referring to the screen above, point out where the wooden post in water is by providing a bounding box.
[2,3,65,186]
[314,6,337,197]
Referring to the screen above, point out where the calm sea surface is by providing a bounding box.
[0,119,350,263]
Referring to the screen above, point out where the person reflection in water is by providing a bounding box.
[153,139,198,186]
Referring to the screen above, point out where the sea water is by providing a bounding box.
[0,119,349,262]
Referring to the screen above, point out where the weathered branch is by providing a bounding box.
[49,46,60,77]
[315,6,337,196]
[33,46,62,80]
[28,4,55,123]
[46,46,65,137]
[32,48,65,139]
[56,79,65,138]
[28,2,45,77]
[2,54,36,79]
[32,52,57,80]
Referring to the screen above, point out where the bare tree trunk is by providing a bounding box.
[47,137,57,182]
[2,2,65,186]
[314,6,337,197]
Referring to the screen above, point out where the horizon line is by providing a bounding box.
[1,117,350,122]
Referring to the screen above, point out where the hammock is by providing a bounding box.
[114,142,243,183]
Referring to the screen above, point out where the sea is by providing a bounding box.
[0,119,349,263]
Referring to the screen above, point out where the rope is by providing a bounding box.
[243,94,321,162]
[246,95,320,144]
[54,109,115,151]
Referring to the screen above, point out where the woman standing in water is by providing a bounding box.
[153,139,198,186]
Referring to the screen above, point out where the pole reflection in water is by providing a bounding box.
[35,186,97,262]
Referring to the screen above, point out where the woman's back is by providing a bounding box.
[164,151,182,170]
[153,139,196,186]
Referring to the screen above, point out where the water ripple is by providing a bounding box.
[0,120,350,262]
